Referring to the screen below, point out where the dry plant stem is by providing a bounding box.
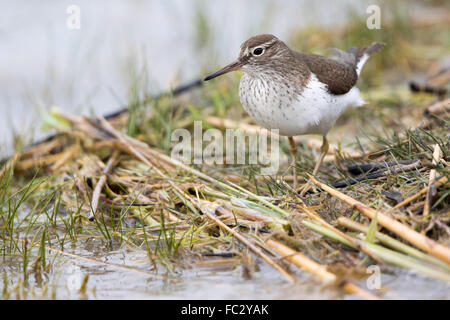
[88,150,120,220]
[224,174,306,183]
[50,145,80,171]
[394,176,448,209]
[434,218,450,236]
[423,144,442,216]
[16,151,75,171]
[337,217,450,272]
[201,206,296,283]
[266,239,380,300]
[385,160,421,175]
[428,70,450,87]
[290,191,382,263]
[306,221,450,282]
[360,241,450,283]
[21,137,63,158]
[425,98,450,114]
[217,199,281,225]
[267,239,333,283]
[308,175,450,265]
[196,259,240,267]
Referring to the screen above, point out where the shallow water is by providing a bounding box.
[1,235,449,300]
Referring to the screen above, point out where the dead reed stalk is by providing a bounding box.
[266,239,380,300]
[308,175,450,265]
[88,150,120,220]
[423,144,442,216]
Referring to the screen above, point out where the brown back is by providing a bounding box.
[295,52,358,95]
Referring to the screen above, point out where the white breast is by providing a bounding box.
[239,73,366,137]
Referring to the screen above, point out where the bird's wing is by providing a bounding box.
[295,52,358,95]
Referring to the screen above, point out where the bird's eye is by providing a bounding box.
[253,47,264,56]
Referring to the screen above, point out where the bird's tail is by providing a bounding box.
[351,42,385,76]
[329,42,385,76]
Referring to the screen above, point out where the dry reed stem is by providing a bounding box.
[296,201,383,264]
[50,144,80,171]
[282,182,382,263]
[224,174,306,183]
[16,152,73,171]
[21,137,63,159]
[423,144,442,216]
[88,150,120,220]
[198,200,235,220]
[425,98,450,114]
[389,160,421,174]
[280,183,382,263]
[200,204,296,283]
[338,217,450,271]
[308,175,450,265]
[195,259,240,267]
[427,71,450,87]
[266,239,380,300]
[216,199,278,224]
[393,176,448,209]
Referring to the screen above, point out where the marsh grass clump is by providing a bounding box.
[1,4,450,299]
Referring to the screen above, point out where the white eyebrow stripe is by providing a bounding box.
[241,38,277,56]
[258,38,277,49]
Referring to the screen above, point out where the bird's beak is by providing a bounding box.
[204,59,243,81]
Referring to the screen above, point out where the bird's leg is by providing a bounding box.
[288,136,298,190]
[300,136,329,196]
[312,136,329,177]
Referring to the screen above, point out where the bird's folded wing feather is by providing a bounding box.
[294,51,358,95]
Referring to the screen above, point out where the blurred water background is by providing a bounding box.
[0,0,380,155]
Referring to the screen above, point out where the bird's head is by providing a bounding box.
[204,34,290,80]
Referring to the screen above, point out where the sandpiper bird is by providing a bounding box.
[205,34,384,194]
